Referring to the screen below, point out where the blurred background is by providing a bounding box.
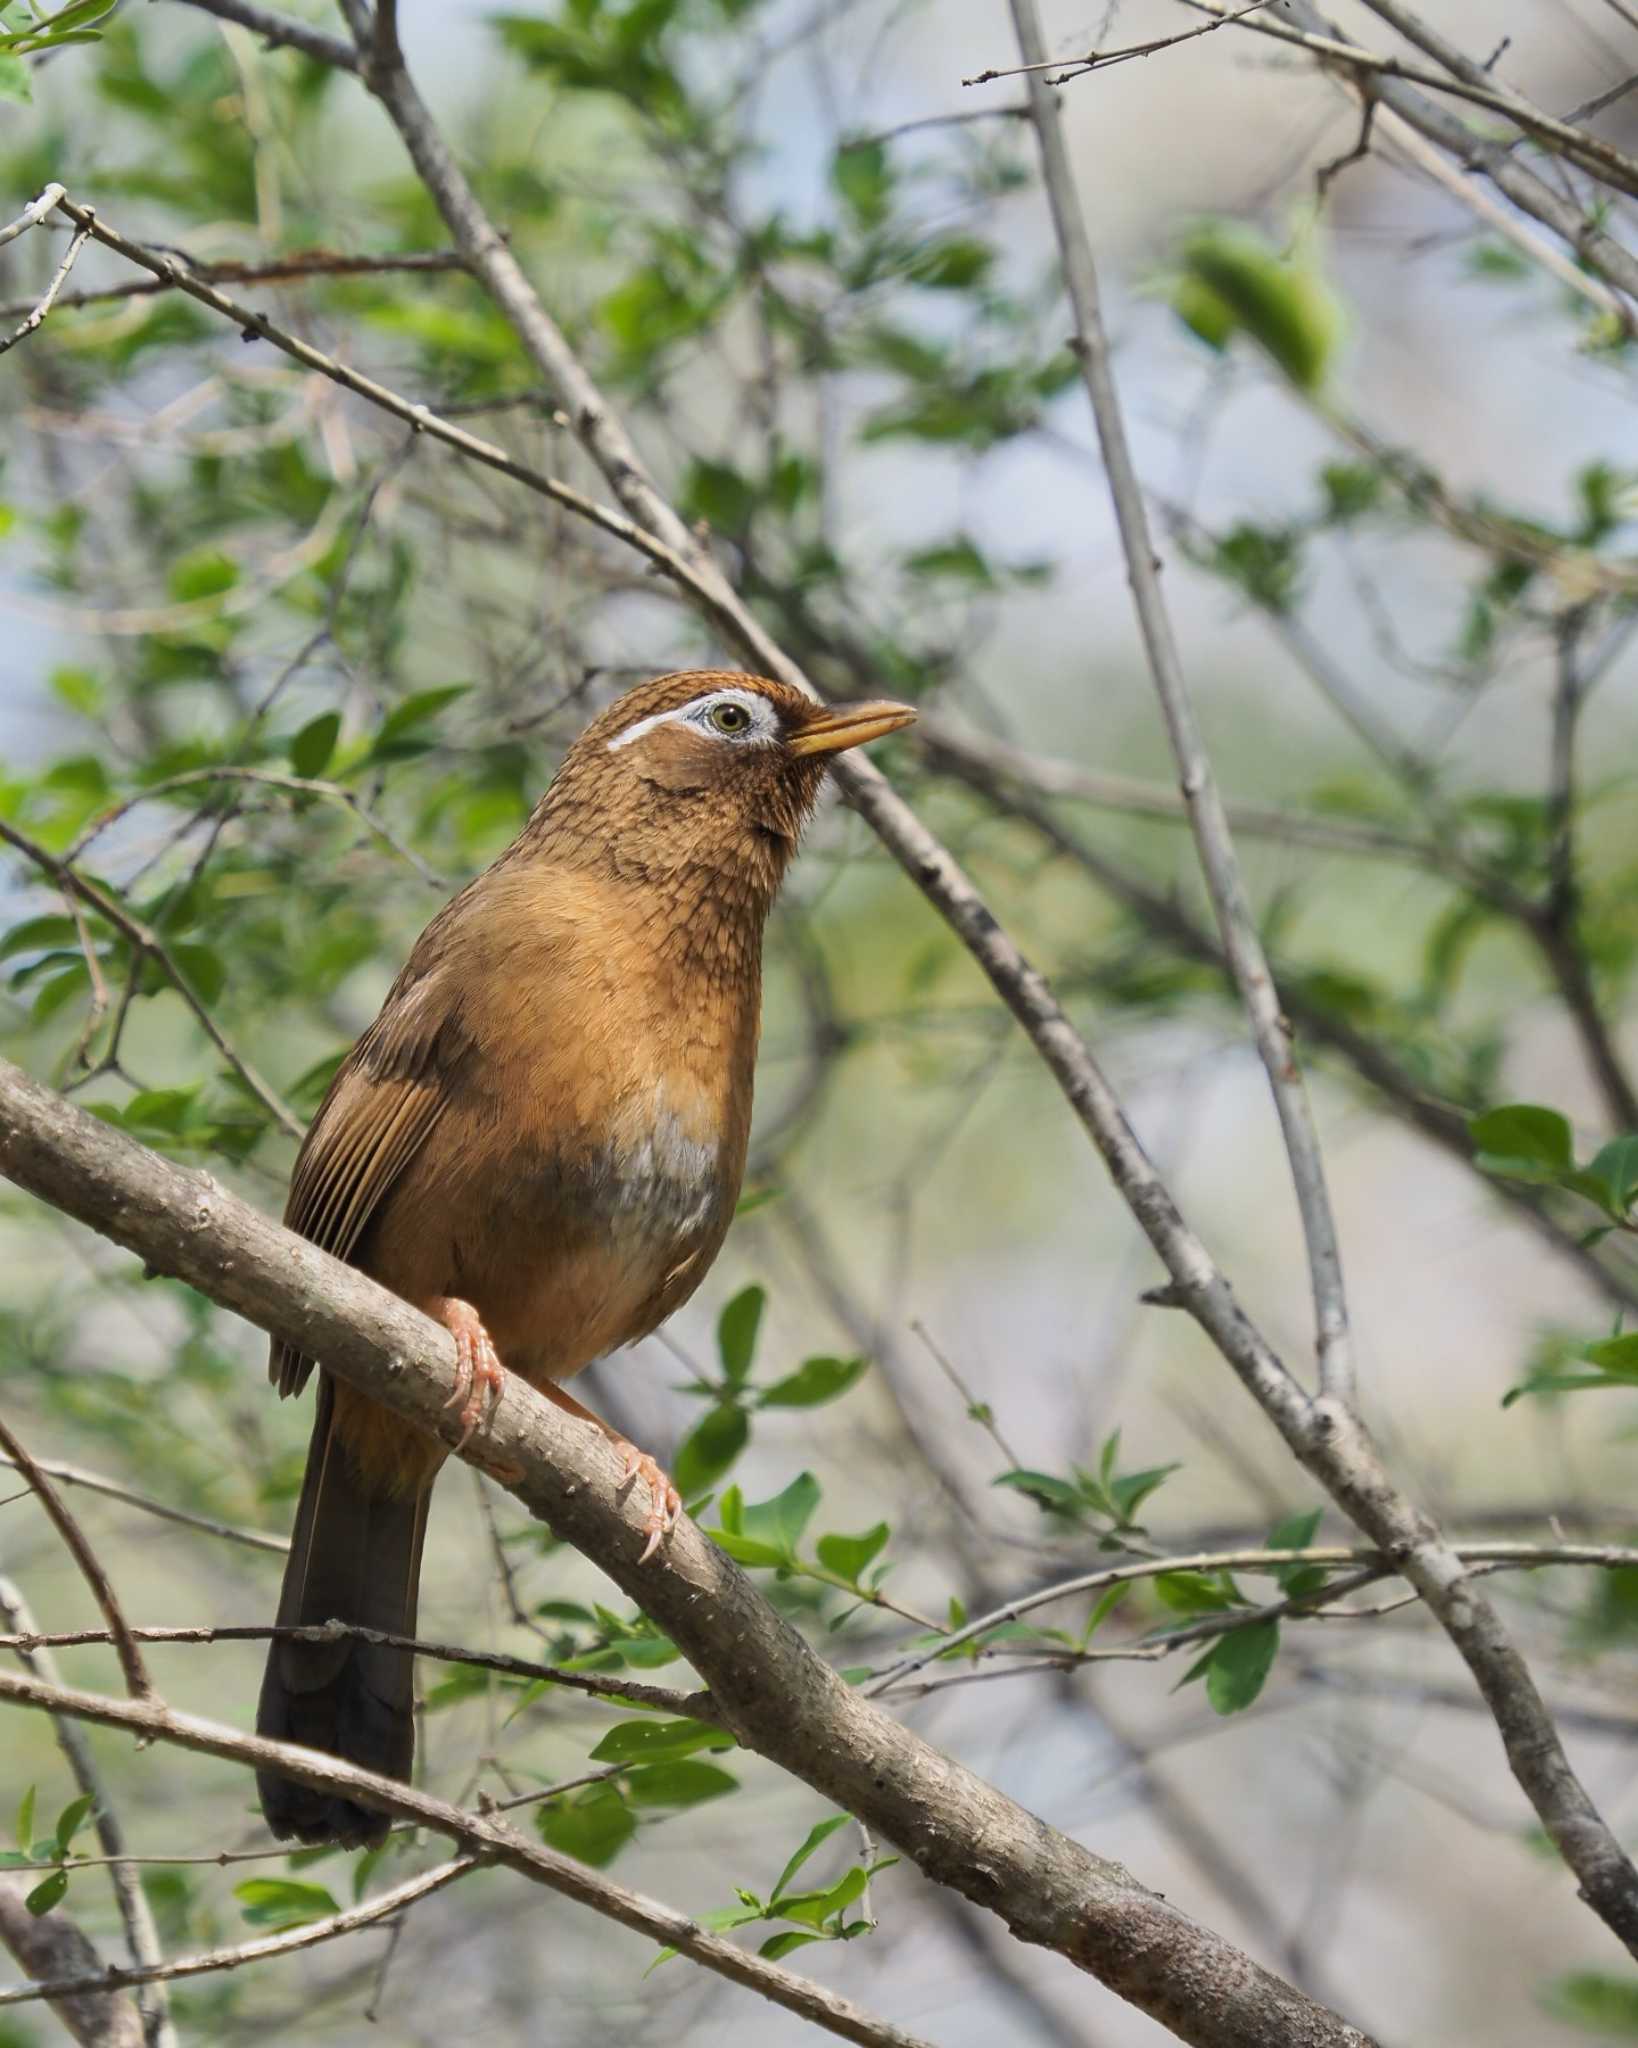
[4,1,1638,2042]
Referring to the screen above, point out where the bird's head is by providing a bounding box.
[532,670,915,899]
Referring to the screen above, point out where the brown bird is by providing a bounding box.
[255,669,914,1846]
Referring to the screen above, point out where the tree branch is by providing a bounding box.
[0,1874,144,2048]
[1006,0,1638,1959]
[0,1055,1372,2048]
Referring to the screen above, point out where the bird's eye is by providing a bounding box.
[707,700,753,735]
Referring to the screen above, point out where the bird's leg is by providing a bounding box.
[430,1296,509,1457]
[539,1384,682,1563]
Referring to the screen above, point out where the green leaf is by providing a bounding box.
[736,1472,821,1556]
[771,1814,849,1902]
[815,1523,889,1583]
[1544,1969,1638,2033]
[1177,223,1341,392]
[709,1528,792,1568]
[623,1760,738,1808]
[233,1877,338,1929]
[1107,1460,1181,1526]
[1585,1136,1638,1217]
[672,1402,749,1499]
[760,1928,826,1960]
[716,1285,765,1386]
[24,1870,67,1916]
[0,53,30,101]
[167,548,239,603]
[1581,1334,1638,1378]
[53,1794,95,1853]
[757,1355,866,1409]
[1080,1582,1131,1646]
[775,1864,871,1926]
[368,686,470,760]
[13,1789,34,1853]
[1153,1570,1238,1615]
[535,1782,634,1868]
[1266,1508,1323,1554]
[1206,1620,1280,1714]
[1469,1104,1574,1174]
[288,712,341,779]
[588,1717,731,1765]
[993,1469,1083,1517]
[832,138,893,229]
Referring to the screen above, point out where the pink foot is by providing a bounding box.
[432,1296,507,1454]
[616,1445,683,1563]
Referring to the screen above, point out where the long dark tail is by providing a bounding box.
[256,1376,429,1847]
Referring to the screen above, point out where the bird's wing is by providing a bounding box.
[271,962,470,1398]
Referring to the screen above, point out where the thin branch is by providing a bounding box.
[0,184,65,249]
[0,246,468,323]
[0,814,302,1142]
[0,1858,478,2014]
[0,1621,714,1722]
[64,768,449,891]
[0,219,92,356]
[964,0,1280,87]
[161,0,358,69]
[0,1054,1375,2047]
[864,1542,1638,1694]
[0,1420,153,1701]
[0,1582,175,2048]
[1007,0,1638,1960]
[1007,0,1356,1412]
[0,1455,287,1556]
[0,1671,940,2048]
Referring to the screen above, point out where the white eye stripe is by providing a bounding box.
[606,687,780,752]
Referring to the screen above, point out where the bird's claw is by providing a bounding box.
[434,1296,507,1455]
[617,1445,682,1563]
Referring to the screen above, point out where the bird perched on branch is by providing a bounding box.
[255,670,915,1846]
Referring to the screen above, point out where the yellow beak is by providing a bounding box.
[786,699,917,757]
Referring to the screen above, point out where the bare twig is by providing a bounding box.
[157,0,357,69]
[0,1621,714,1722]
[0,1421,153,1701]
[963,0,1279,87]
[1007,0,1356,1413]
[0,246,468,323]
[0,219,92,356]
[0,1454,287,1556]
[0,184,65,249]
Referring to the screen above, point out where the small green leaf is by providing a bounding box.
[588,1717,731,1765]
[1153,1570,1239,1615]
[1581,1334,1638,1378]
[623,1761,738,1808]
[53,1794,95,1853]
[717,1285,765,1386]
[672,1402,749,1499]
[368,685,470,760]
[737,1472,821,1556]
[233,1877,339,1929]
[992,1469,1083,1517]
[1585,1136,1638,1216]
[1469,1104,1574,1174]
[1544,1969,1638,2032]
[775,1864,870,1926]
[708,1528,790,1568]
[771,1814,849,1902]
[1265,1508,1323,1554]
[760,1928,826,1960]
[25,1870,67,1916]
[14,1788,35,1852]
[536,1782,635,1868]
[757,1355,866,1409]
[832,138,893,228]
[288,712,341,779]
[1177,223,1341,392]
[0,53,32,101]
[1206,1620,1280,1714]
[815,1523,889,1583]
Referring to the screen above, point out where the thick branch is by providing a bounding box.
[0,1055,1371,2048]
